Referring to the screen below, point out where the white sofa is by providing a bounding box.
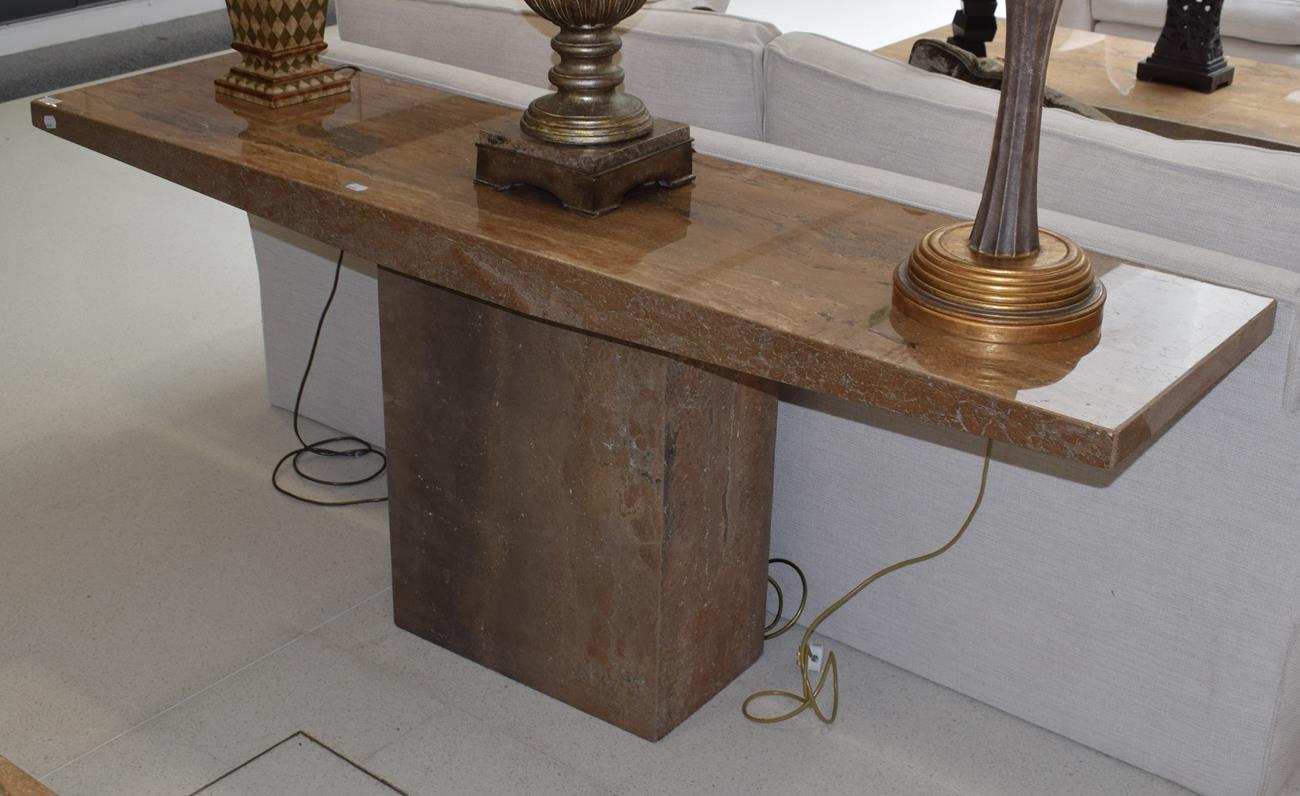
[1060,0,1300,68]
[251,2,1300,794]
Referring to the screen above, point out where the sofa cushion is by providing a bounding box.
[1093,0,1300,46]
[762,32,1300,271]
[336,0,778,138]
[1094,20,1300,67]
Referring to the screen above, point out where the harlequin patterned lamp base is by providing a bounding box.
[893,223,1106,344]
[215,62,351,109]
[216,0,351,109]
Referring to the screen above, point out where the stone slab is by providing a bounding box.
[30,56,1277,467]
[379,268,777,740]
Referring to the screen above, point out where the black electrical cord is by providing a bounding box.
[271,250,388,506]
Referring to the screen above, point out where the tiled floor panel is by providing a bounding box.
[193,733,402,796]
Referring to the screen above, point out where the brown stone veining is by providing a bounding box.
[31,56,1276,468]
[880,25,1300,154]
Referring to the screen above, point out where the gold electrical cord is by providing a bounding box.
[743,438,995,726]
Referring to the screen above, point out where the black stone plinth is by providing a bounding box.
[475,118,695,217]
[1137,55,1236,93]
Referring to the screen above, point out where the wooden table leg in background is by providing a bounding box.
[378,268,778,741]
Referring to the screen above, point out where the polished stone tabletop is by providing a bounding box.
[879,25,1300,154]
[32,55,1275,468]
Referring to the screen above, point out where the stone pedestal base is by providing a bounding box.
[1137,55,1236,93]
[475,118,694,217]
[378,268,776,740]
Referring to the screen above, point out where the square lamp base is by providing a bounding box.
[215,67,352,110]
[1137,55,1236,93]
[475,118,695,217]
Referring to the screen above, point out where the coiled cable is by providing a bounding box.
[763,558,808,641]
[744,438,994,725]
[271,250,388,507]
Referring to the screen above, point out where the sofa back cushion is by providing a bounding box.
[1092,0,1300,47]
[337,0,778,138]
[762,32,1300,270]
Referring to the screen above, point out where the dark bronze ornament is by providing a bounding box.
[949,0,999,57]
[1137,0,1235,93]
[893,0,1106,344]
[474,0,695,216]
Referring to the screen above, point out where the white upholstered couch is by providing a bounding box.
[250,1,1300,794]
[1060,0,1300,68]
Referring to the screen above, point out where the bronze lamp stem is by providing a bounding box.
[969,0,1057,256]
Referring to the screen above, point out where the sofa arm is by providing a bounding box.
[1058,0,1095,29]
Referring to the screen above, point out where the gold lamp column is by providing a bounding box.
[893,0,1106,344]
[474,0,695,216]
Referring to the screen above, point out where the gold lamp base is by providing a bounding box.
[892,223,1106,344]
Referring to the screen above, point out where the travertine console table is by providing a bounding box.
[33,56,1275,740]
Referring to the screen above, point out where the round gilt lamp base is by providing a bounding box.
[521,93,654,146]
[892,223,1106,344]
